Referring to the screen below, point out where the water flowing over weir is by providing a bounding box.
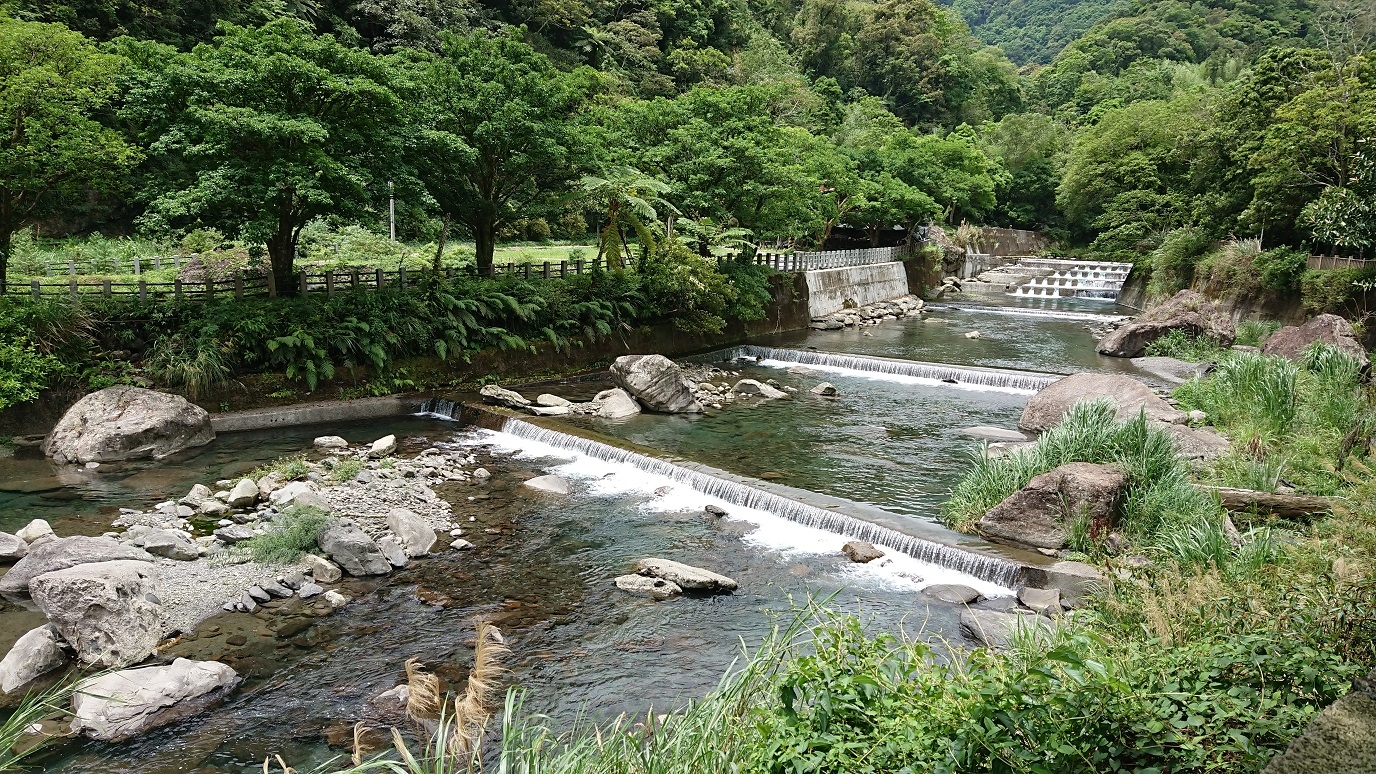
[708,345,1061,394]
[419,398,1026,589]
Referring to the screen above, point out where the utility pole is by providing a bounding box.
[388,181,396,242]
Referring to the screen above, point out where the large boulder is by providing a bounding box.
[317,521,392,576]
[1264,669,1376,774]
[960,608,1053,650]
[42,386,214,465]
[614,574,683,600]
[0,532,27,561]
[523,475,571,495]
[610,355,703,413]
[732,379,788,399]
[593,388,641,420]
[0,625,68,694]
[70,658,240,742]
[30,560,164,668]
[634,557,737,593]
[1130,356,1212,385]
[1019,373,1186,434]
[1262,314,1369,368]
[479,384,531,409]
[386,508,436,558]
[0,536,154,596]
[979,463,1128,550]
[1096,290,1234,358]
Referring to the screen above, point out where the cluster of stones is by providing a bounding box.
[809,294,925,330]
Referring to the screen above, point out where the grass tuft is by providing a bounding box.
[239,506,330,564]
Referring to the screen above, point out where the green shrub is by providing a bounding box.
[1146,227,1213,300]
[329,457,363,483]
[1236,319,1280,347]
[1144,329,1226,361]
[0,341,66,410]
[239,506,330,564]
[1301,267,1376,315]
[1254,247,1308,292]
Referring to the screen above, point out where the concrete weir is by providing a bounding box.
[805,262,910,317]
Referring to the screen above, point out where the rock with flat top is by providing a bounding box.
[523,475,570,495]
[31,560,163,668]
[536,394,572,407]
[593,388,641,419]
[634,557,737,593]
[841,541,883,563]
[959,608,1052,650]
[614,574,683,600]
[610,354,703,413]
[1018,587,1063,616]
[1020,373,1186,433]
[922,584,982,604]
[0,536,154,595]
[70,658,240,742]
[313,436,348,449]
[979,462,1127,550]
[0,625,68,694]
[733,379,788,399]
[479,384,531,409]
[957,426,1029,442]
[141,529,200,561]
[1096,290,1234,358]
[317,521,391,576]
[42,386,215,464]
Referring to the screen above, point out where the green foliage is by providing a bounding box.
[1144,329,1225,362]
[0,341,66,410]
[1144,227,1213,299]
[327,457,364,483]
[1254,248,1310,293]
[251,453,312,482]
[239,506,331,564]
[1236,319,1280,348]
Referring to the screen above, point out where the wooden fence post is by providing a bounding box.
[235,275,244,299]
[399,267,407,289]
[298,271,308,296]
[375,268,384,289]
[133,257,141,276]
[139,280,147,303]
[542,261,550,279]
[574,259,583,275]
[326,270,335,297]
[559,260,567,278]
[103,279,112,299]
[174,279,183,302]
[266,271,276,298]
[206,278,214,301]
[31,280,40,302]
[352,269,360,289]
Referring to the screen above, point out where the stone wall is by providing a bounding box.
[804,262,911,317]
[974,227,1052,257]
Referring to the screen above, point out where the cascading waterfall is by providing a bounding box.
[494,416,1022,588]
[711,345,1059,394]
[1007,258,1133,300]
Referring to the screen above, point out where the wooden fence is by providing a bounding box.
[1307,254,1374,271]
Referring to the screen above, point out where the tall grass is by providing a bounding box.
[0,674,84,771]
[1236,319,1280,348]
[240,506,331,564]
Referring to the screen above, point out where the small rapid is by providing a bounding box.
[707,345,1059,394]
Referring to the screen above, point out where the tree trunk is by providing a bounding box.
[474,217,496,278]
[1205,486,1335,520]
[867,226,881,247]
[266,234,296,296]
[0,229,12,297]
[434,212,452,274]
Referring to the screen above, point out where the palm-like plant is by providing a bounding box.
[580,166,678,268]
[676,217,754,259]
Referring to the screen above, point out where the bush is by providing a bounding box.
[1236,319,1280,348]
[1254,247,1308,292]
[1146,227,1213,300]
[0,342,66,410]
[1144,329,1226,361]
[239,506,330,564]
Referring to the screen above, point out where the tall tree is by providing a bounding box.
[134,19,401,293]
[411,31,595,277]
[0,18,138,295]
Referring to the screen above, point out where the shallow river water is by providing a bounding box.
[2,294,1120,772]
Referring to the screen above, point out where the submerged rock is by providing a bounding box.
[42,386,215,465]
[1096,290,1234,358]
[31,559,164,668]
[634,557,737,593]
[1019,373,1186,433]
[610,354,703,413]
[523,475,571,495]
[614,574,683,600]
[70,658,240,742]
[979,462,1127,550]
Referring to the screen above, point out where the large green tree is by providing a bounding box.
[410,30,596,276]
[0,18,138,294]
[133,19,401,292]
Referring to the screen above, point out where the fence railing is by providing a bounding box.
[1307,254,1374,271]
[5,254,636,303]
[751,242,918,272]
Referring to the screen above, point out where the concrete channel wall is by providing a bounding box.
[804,262,911,317]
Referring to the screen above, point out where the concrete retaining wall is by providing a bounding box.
[805,262,910,317]
[210,396,413,433]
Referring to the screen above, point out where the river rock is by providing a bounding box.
[957,426,1030,442]
[536,394,572,407]
[42,386,215,465]
[479,384,531,409]
[0,532,27,561]
[529,405,571,417]
[922,584,982,604]
[1096,290,1234,358]
[31,560,163,668]
[842,541,884,563]
[810,382,839,396]
[313,436,349,449]
[377,536,409,568]
[733,379,788,399]
[1018,587,1063,617]
[593,388,642,419]
[1262,313,1370,368]
[0,625,68,694]
[610,355,703,413]
[634,558,737,593]
[980,462,1127,550]
[614,574,683,600]
[212,525,255,544]
[15,519,54,545]
[297,582,324,599]
[0,536,155,595]
[197,499,229,517]
[368,435,397,458]
[1263,668,1376,774]
[987,441,1037,458]
[386,508,436,557]
[317,521,392,576]
[1019,373,1187,433]
[1131,356,1211,385]
[268,480,326,510]
[1162,423,1231,460]
[302,554,343,583]
[179,483,213,507]
[141,529,200,561]
[959,608,1052,650]
[70,658,240,742]
[226,478,260,508]
[523,475,571,495]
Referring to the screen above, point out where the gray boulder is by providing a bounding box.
[610,354,703,413]
[634,557,737,593]
[386,508,436,557]
[1162,424,1231,460]
[0,532,27,561]
[30,560,164,668]
[810,382,839,396]
[536,394,572,407]
[42,386,214,465]
[15,519,54,545]
[479,384,531,409]
[1096,290,1234,358]
[1131,356,1211,385]
[0,625,68,694]
[523,475,571,495]
[377,535,409,568]
[1019,373,1186,434]
[922,584,982,604]
[980,462,1127,550]
[368,435,397,458]
[0,536,154,596]
[1263,314,1369,368]
[1263,669,1376,774]
[212,525,255,544]
[226,478,260,508]
[733,379,788,399]
[301,554,342,583]
[614,574,683,600]
[179,483,213,507]
[1018,587,1064,617]
[313,435,348,449]
[593,388,641,420]
[141,529,200,561]
[960,608,1053,650]
[317,521,392,576]
[70,658,240,742]
[841,541,884,563]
